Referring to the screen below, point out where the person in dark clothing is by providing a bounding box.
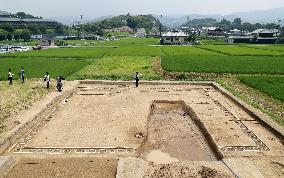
[8,69,14,85]
[56,75,65,92]
[135,72,139,87]
[20,67,25,83]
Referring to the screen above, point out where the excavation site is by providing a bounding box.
[0,81,283,178]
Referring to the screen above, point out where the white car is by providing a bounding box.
[0,49,9,54]
[15,47,30,52]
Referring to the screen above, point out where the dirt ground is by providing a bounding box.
[3,157,118,178]
[1,81,284,177]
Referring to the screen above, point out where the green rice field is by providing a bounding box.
[70,56,160,80]
[1,48,112,58]
[197,45,284,56]
[0,58,89,80]
[162,55,284,74]
[238,75,284,102]
[107,46,162,56]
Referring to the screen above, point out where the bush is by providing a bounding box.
[54,40,68,46]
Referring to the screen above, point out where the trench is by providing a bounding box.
[142,100,221,164]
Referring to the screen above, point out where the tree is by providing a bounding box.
[27,24,40,34]
[46,29,55,36]
[241,22,254,32]
[7,34,13,41]
[280,26,284,36]
[14,29,31,41]
[38,25,47,34]
[232,18,242,29]
[1,23,14,33]
[264,23,280,30]
[55,24,65,35]
[217,18,232,31]
[0,29,7,41]
[15,12,27,19]
[127,17,137,29]
[14,29,22,41]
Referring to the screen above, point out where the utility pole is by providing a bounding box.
[80,15,84,24]
[159,15,163,45]
[159,15,163,38]
[76,15,84,39]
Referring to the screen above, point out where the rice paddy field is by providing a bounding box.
[0,58,90,80]
[196,45,284,56]
[1,47,112,58]
[237,75,284,102]
[162,55,284,74]
[107,46,162,56]
[70,56,160,80]
[0,38,284,113]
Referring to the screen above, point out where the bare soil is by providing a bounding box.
[1,81,284,177]
[3,157,118,178]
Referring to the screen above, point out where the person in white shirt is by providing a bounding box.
[8,69,14,85]
[44,72,50,89]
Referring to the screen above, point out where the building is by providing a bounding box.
[203,27,226,36]
[161,30,189,45]
[227,29,279,44]
[0,17,58,28]
[230,29,241,36]
[39,35,54,46]
[104,26,133,33]
[136,28,146,38]
[0,10,13,17]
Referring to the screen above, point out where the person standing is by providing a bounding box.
[20,67,25,83]
[135,72,139,87]
[56,75,64,92]
[8,69,14,85]
[44,72,50,89]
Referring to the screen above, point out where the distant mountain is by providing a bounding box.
[153,14,224,28]
[227,7,284,24]
[48,15,113,26]
[48,7,284,27]
[155,7,284,28]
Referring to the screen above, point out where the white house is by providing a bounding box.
[161,30,189,45]
[136,28,146,38]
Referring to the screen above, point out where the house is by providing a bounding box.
[136,28,146,38]
[230,29,241,36]
[227,29,279,44]
[161,30,189,45]
[205,27,226,36]
[39,35,54,46]
[251,29,279,38]
[227,36,253,43]
[104,26,133,33]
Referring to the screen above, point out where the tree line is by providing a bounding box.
[78,14,162,36]
[182,18,284,35]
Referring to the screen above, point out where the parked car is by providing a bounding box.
[15,46,30,52]
[32,45,42,50]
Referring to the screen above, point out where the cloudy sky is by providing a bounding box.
[2,0,284,18]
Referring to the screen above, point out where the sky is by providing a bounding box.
[1,0,284,18]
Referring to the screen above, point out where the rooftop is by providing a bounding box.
[0,17,57,23]
[0,10,12,16]
[162,31,189,37]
